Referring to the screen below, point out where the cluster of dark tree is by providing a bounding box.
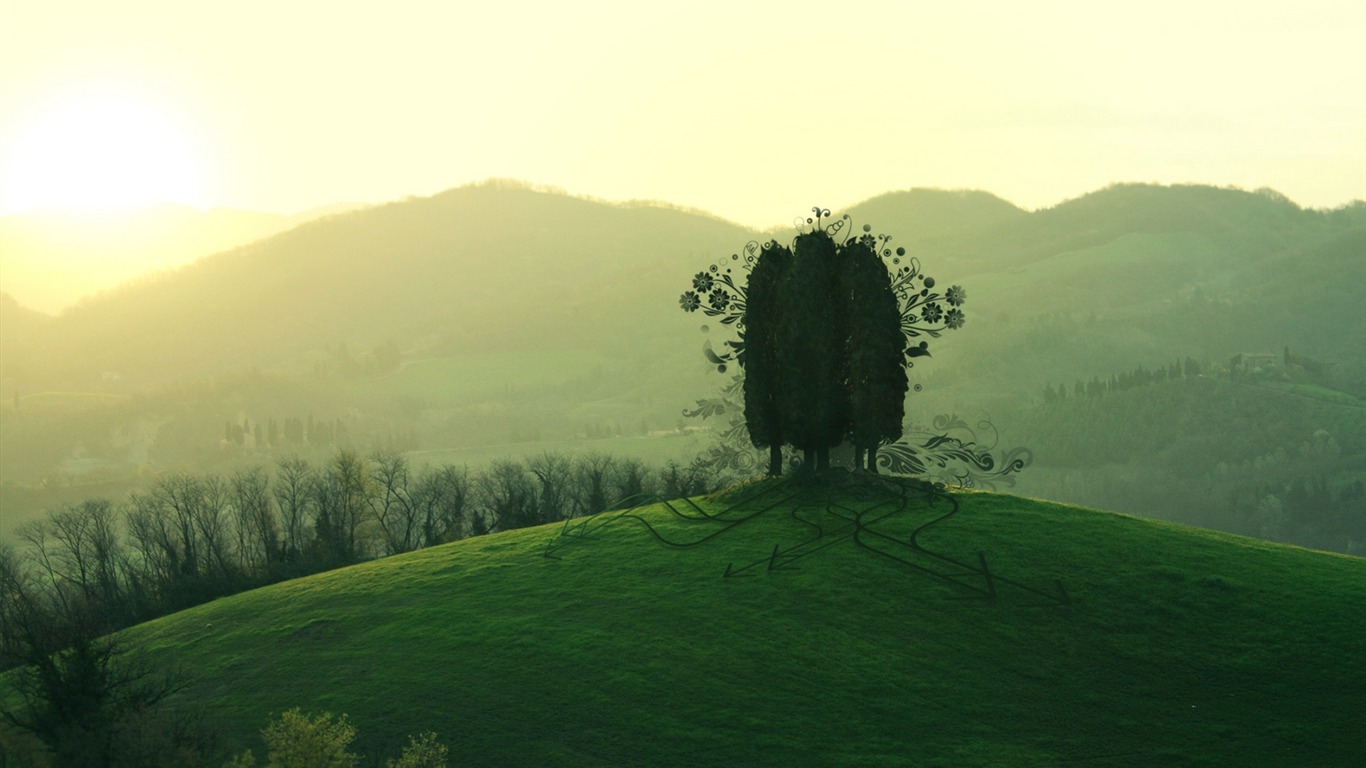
[681,213,966,478]
[222,415,360,450]
[1042,358,1205,403]
[217,415,409,450]
[743,231,913,475]
[0,448,717,765]
[1227,474,1366,552]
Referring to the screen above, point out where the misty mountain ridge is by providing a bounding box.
[4,178,1363,419]
[2,179,1363,553]
[0,200,365,314]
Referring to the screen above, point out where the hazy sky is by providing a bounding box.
[2,0,1363,227]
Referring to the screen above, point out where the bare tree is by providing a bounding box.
[573,453,617,517]
[611,457,652,508]
[153,474,235,586]
[475,460,537,533]
[370,451,419,555]
[527,452,573,524]
[15,518,75,619]
[124,492,178,611]
[47,500,126,620]
[412,464,470,546]
[231,468,280,577]
[273,457,316,566]
[311,450,373,565]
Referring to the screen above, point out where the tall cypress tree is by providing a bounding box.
[842,237,907,471]
[778,230,848,471]
[742,241,792,476]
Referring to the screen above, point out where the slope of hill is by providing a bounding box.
[116,483,1366,767]
[0,203,357,314]
[3,182,751,391]
[0,293,49,381]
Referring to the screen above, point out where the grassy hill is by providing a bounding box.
[120,480,1365,767]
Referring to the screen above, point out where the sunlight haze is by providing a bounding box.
[2,0,1363,226]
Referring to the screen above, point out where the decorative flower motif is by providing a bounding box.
[693,272,714,293]
[921,302,943,324]
[680,291,701,312]
[945,308,965,329]
[945,285,966,306]
[708,289,730,311]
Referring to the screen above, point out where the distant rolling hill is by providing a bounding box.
[119,482,1366,767]
[6,181,1362,397]
[2,180,1362,545]
[0,202,357,314]
[1,183,752,390]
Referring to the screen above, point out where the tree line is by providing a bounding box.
[0,448,719,765]
[1,449,718,665]
[1042,357,1205,403]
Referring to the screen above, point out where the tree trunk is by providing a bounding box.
[867,445,879,473]
[768,444,783,477]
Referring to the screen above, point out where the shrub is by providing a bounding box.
[386,731,448,768]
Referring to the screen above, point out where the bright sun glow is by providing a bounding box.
[2,86,209,213]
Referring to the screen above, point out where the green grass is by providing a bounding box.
[124,480,1365,767]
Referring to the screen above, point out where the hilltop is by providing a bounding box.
[114,482,1365,767]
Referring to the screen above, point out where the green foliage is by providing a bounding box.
[227,714,447,768]
[259,709,359,768]
[386,732,448,768]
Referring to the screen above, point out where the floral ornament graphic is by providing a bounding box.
[676,241,760,372]
[674,207,1025,485]
[944,308,965,330]
[678,209,967,373]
